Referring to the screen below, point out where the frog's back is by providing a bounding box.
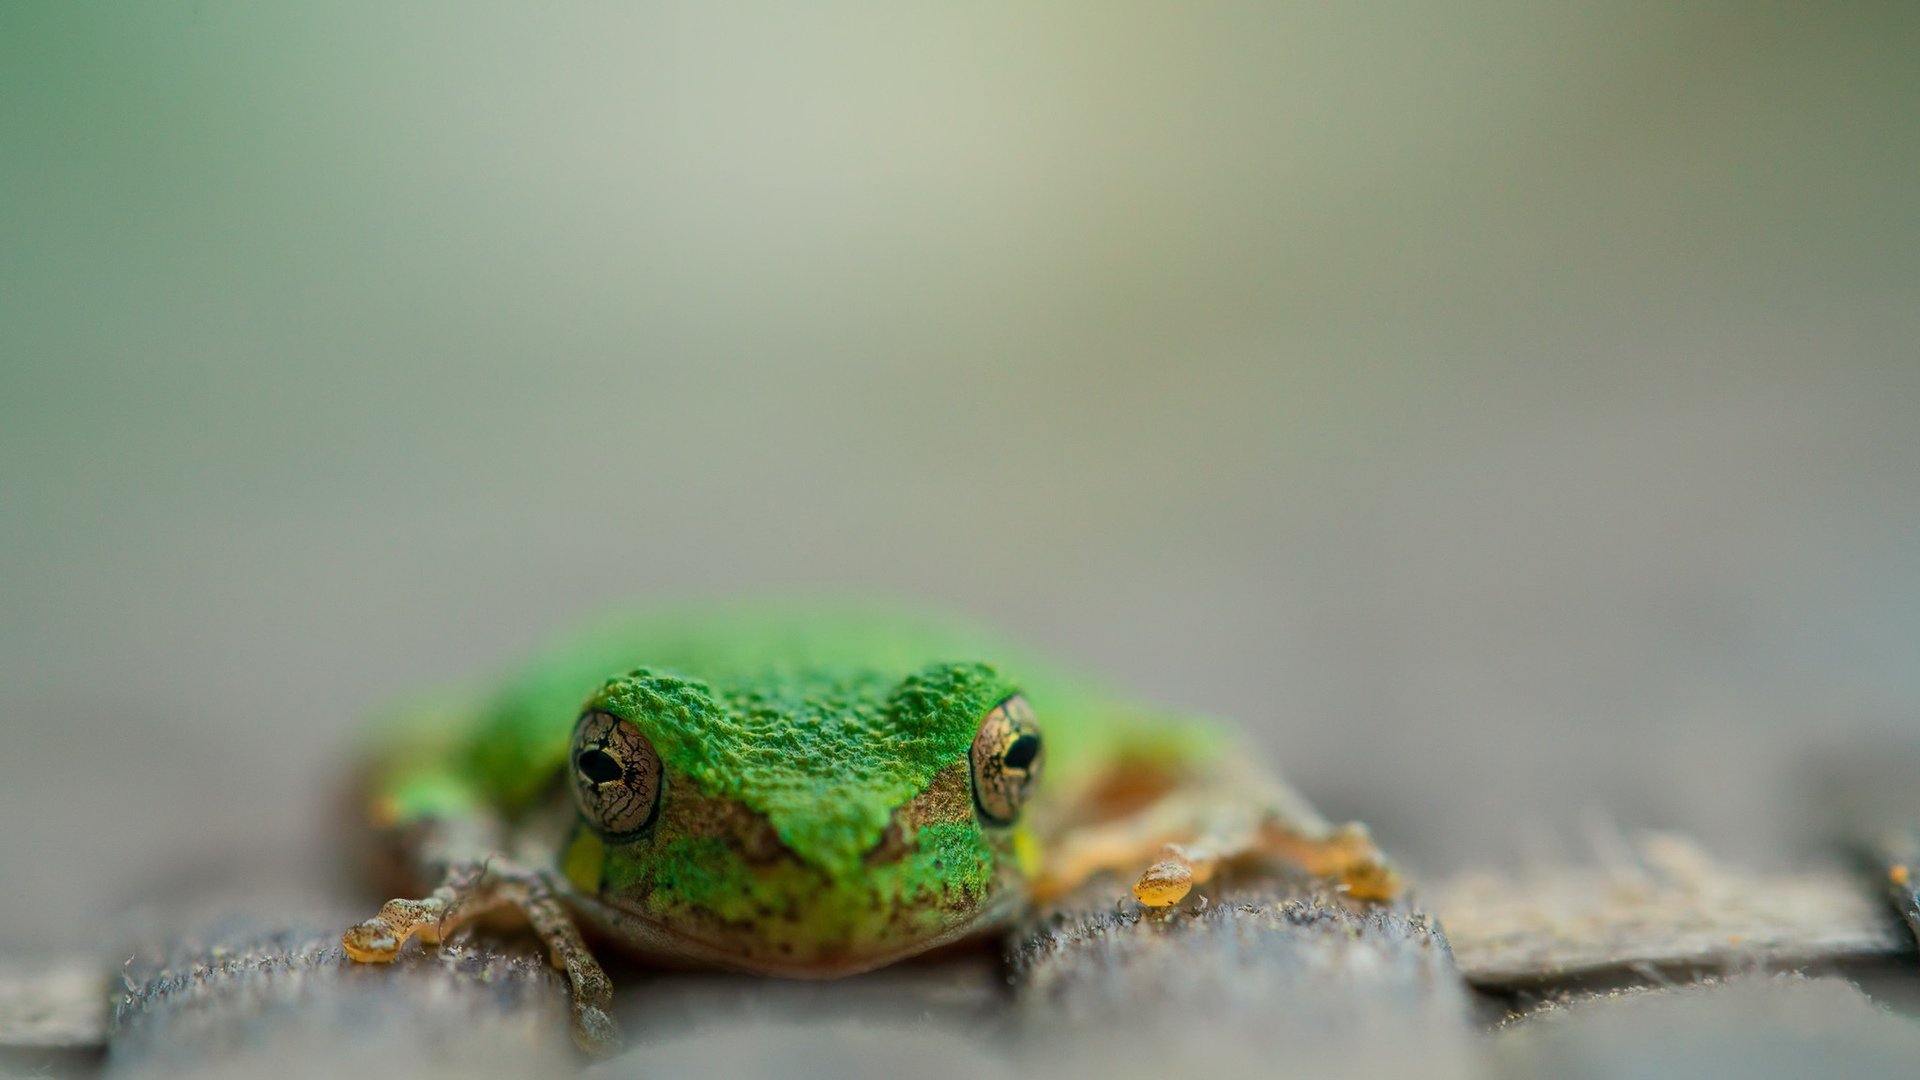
[454,603,1167,814]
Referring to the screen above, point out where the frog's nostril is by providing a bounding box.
[576,749,625,785]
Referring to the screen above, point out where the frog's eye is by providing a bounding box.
[970,694,1044,826]
[568,711,664,840]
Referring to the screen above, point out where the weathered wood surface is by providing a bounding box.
[1490,974,1920,1080]
[0,959,106,1080]
[64,861,1472,1079]
[1435,831,1910,989]
[107,884,575,1079]
[1009,879,1476,1077]
[0,960,105,1052]
[16,828,1920,1078]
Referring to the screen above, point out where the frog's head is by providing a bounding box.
[556,662,1044,976]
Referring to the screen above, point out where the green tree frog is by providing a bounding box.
[342,605,1399,1051]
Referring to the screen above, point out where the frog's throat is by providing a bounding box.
[561,885,1024,977]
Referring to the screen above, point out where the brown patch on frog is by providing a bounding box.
[585,784,807,947]
[853,762,1006,938]
[922,768,1024,916]
[659,786,791,865]
[865,761,974,868]
[589,816,804,964]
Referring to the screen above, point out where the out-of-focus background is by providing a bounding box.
[2,3,1916,960]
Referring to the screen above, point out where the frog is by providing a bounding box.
[340,604,1400,1053]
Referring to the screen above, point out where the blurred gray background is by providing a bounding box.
[2,3,1916,959]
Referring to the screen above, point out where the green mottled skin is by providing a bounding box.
[366,603,1222,973]
[583,660,1006,875]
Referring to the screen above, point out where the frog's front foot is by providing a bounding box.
[341,896,455,962]
[341,863,625,1056]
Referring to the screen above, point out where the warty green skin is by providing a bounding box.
[366,603,1221,974]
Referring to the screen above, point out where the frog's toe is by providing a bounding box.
[1340,858,1402,903]
[341,917,403,963]
[341,896,452,962]
[1132,857,1194,907]
[1323,823,1401,902]
[571,1003,623,1056]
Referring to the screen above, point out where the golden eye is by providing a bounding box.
[970,694,1044,825]
[569,711,663,839]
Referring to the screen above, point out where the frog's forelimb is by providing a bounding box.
[342,826,621,1054]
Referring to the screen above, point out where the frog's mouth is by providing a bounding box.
[562,885,1025,978]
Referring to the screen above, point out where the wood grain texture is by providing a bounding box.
[48,831,1920,1078]
[0,960,106,1052]
[1435,832,1909,990]
[1490,974,1920,1080]
[1008,878,1478,1077]
[86,864,1471,1079]
[108,895,575,1079]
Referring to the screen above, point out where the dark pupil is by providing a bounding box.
[1003,733,1041,771]
[576,748,625,785]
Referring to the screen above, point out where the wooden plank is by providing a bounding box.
[1007,877,1479,1076]
[0,958,108,1079]
[1433,831,1908,990]
[79,827,1918,1074]
[106,884,575,1078]
[0,959,106,1052]
[92,862,1474,1077]
[1490,974,1920,1079]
